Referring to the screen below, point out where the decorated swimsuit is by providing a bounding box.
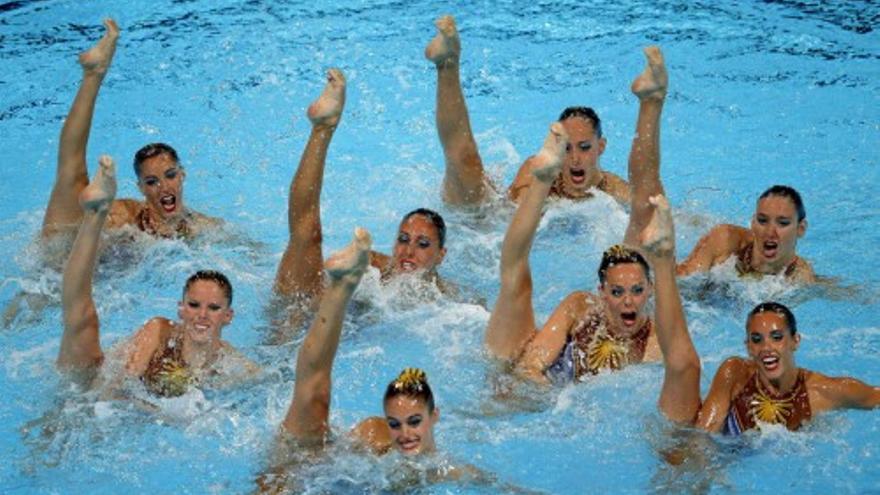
[545,304,652,384]
[724,369,812,435]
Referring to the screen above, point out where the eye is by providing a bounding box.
[386,418,401,430]
[631,286,644,295]
[143,177,159,187]
[778,218,791,227]
[397,233,410,244]
[187,301,199,309]
[749,333,763,344]
[406,415,423,427]
[565,143,572,152]
[164,168,179,180]
[770,330,784,341]
[610,287,624,297]
[208,303,222,311]
[756,216,768,225]
[417,238,432,249]
[579,142,591,151]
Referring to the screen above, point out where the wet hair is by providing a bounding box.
[558,106,603,138]
[401,208,446,249]
[758,185,806,222]
[746,301,797,336]
[183,270,233,306]
[384,368,435,414]
[597,245,652,284]
[133,142,181,178]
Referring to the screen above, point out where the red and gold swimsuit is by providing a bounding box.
[735,243,800,278]
[724,369,812,435]
[546,305,652,383]
[141,330,192,397]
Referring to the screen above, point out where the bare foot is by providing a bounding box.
[325,227,372,285]
[531,123,569,184]
[639,194,675,257]
[307,68,346,127]
[425,15,460,65]
[78,18,120,76]
[79,155,117,212]
[631,46,667,101]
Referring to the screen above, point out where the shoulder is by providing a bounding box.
[708,224,750,247]
[125,317,175,376]
[598,171,630,202]
[369,250,390,270]
[791,257,816,282]
[507,156,539,201]
[715,356,753,384]
[106,198,142,228]
[350,416,391,455]
[559,290,594,313]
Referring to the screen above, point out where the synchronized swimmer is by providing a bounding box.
[41,13,878,493]
[43,19,217,242]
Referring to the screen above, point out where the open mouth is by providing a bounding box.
[398,260,417,272]
[762,240,778,259]
[397,438,420,453]
[159,194,177,214]
[760,354,780,372]
[620,311,638,326]
[570,168,586,184]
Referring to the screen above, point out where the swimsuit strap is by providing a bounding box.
[736,242,801,278]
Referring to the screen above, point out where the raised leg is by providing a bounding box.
[42,19,119,238]
[282,228,372,444]
[427,15,489,206]
[640,195,701,424]
[485,124,568,360]
[623,46,667,245]
[58,155,117,371]
[274,69,346,298]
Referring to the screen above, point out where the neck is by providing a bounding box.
[181,334,220,370]
[760,366,799,395]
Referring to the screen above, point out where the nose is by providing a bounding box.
[622,293,633,307]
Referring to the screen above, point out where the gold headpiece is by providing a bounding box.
[393,367,427,391]
[604,244,633,259]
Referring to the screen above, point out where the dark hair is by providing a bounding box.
[183,270,233,306]
[597,245,651,284]
[746,301,797,335]
[758,185,806,222]
[384,368,435,414]
[401,208,446,249]
[134,142,180,177]
[558,106,603,138]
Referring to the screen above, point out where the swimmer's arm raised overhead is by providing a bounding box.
[676,224,748,277]
[808,372,880,412]
[695,357,750,432]
[513,291,585,384]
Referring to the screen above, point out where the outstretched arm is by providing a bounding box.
[58,155,117,371]
[623,46,668,246]
[43,19,119,238]
[427,15,490,206]
[485,124,568,361]
[810,373,880,412]
[274,69,346,298]
[281,229,372,444]
[676,224,745,277]
[639,195,702,424]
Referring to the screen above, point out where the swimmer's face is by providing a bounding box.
[390,214,446,275]
[750,195,806,270]
[559,117,606,196]
[177,280,233,345]
[745,311,799,384]
[384,396,438,456]
[138,153,186,220]
[599,263,652,336]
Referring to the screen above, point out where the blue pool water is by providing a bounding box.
[1,1,878,493]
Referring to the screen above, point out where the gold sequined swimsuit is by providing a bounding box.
[724,369,811,435]
[141,330,193,397]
